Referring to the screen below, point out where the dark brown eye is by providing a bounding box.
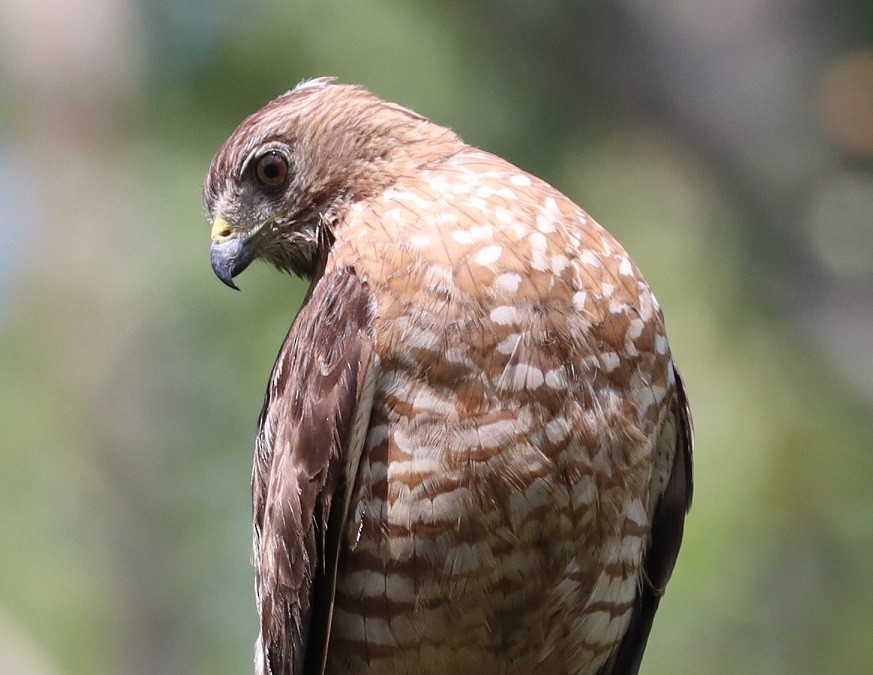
[255,151,289,189]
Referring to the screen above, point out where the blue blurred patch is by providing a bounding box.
[0,143,36,321]
[142,0,256,82]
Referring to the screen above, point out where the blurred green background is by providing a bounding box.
[1,1,872,673]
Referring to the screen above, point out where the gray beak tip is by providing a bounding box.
[210,238,253,291]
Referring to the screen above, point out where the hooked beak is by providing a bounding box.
[210,216,255,290]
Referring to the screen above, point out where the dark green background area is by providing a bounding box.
[1,1,871,673]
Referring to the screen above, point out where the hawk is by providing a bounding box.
[204,78,693,675]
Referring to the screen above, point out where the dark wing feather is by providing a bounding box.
[601,365,694,675]
[252,268,373,675]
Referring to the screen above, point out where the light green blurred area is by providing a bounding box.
[1,1,872,673]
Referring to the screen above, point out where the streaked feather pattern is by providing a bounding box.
[253,268,373,674]
[205,80,693,675]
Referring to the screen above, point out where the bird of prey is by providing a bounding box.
[204,78,693,675]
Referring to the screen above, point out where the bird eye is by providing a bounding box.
[254,151,289,190]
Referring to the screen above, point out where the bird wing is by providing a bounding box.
[253,267,375,675]
[600,365,694,674]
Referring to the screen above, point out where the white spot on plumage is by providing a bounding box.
[508,475,554,528]
[543,196,559,213]
[571,474,596,510]
[495,187,517,200]
[510,363,544,390]
[536,197,561,234]
[399,486,472,526]
[637,292,654,322]
[289,76,335,93]
[412,389,457,417]
[392,426,436,457]
[494,272,521,294]
[443,541,495,576]
[532,251,550,272]
[343,570,415,602]
[452,225,494,244]
[536,214,557,234]
[551,254,570,274]
[474,245,502,266]
[545,417,571,444]
[407,235,431,252]
[626,318,644,341]
[523,477,553,511]
[529,232,548,254]
[496,333,522,355]
[493,208,516,225]
[468,197,489,212]
[363,616,396,647]
[509,174,532,186]
[366,424,389,448]
[627,499,648,527]
[490,306,518,326]
[402,324,440,351]
[383,207,404,222]
[537,220,557,234]
[580,250,601,267]
[388,458,444,487]
[600,352,620,372]
[477,418,521,448]
[544,368,568,390]
[317,357,332,377]
[445,347,473,365]
[433,212,458,228]
[422,264,454,294]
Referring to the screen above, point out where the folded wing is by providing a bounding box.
[253,268,374,675]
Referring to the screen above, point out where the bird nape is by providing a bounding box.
[203,78,693,675]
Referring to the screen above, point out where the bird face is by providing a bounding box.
[207,140,298,289]
[204,79,465,288]
[204,81,344,288]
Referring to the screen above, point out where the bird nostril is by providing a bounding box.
[211,216,236,242]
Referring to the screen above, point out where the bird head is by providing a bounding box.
[203,78,461,288]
